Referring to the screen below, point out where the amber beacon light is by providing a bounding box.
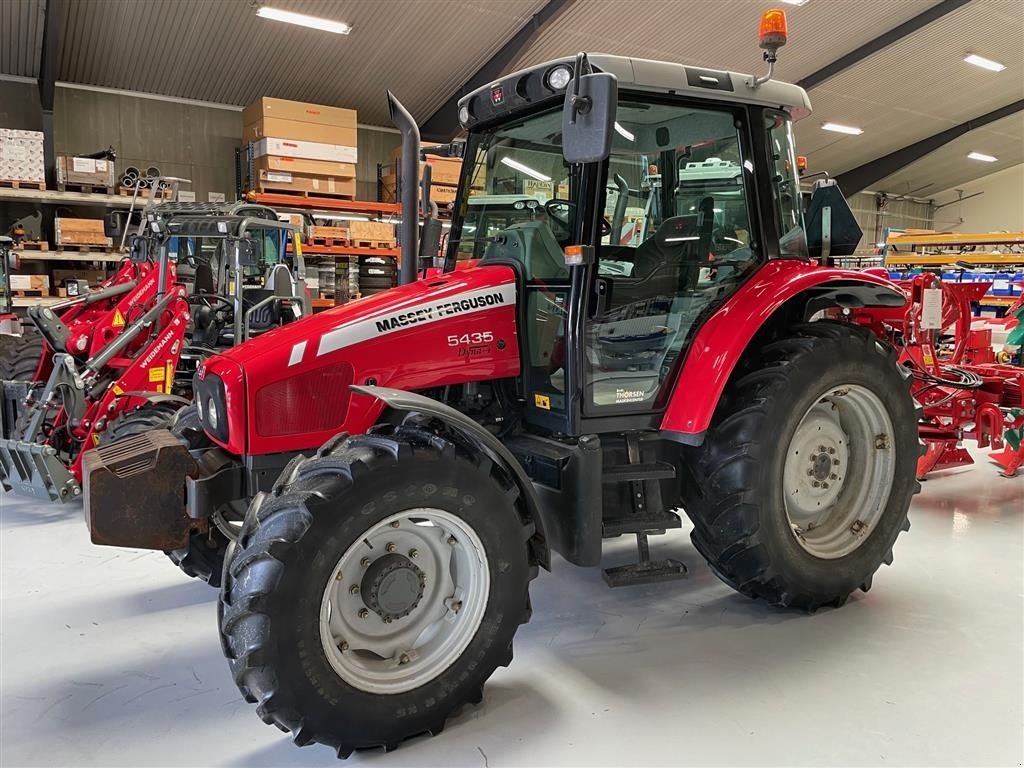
[759,9,789,50]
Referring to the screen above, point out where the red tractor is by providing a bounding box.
[84,12,920,758]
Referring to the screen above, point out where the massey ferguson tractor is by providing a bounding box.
[83,10,920,758]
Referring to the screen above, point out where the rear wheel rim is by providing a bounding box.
[783,383,897,559]
[319,508,490,694]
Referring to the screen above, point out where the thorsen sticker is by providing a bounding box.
[308,283,516,363]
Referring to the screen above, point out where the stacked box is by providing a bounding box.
[57,156,117,188]
[9,274,51,294]
[244,97,358,197]
[54,218,113,248]
[0,129,45,182]
[383,143,462,205]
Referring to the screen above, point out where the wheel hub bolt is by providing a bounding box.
[818,445,827,452]
[408,548,418,559]
[812,481,821,488]
[399,653,410,665]
[807,469,814,476]
[822,482,830,489]
[360,557,371,568]
[828,447,836,455]
[339,641,349,652]
[447,535,457,546]
[833,458,840,465]
[390,521,401,528]
[385,542,396,553]
[830,474,837,480]
[349,584,359,595]
[358,608,369,619]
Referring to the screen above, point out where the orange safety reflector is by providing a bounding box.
[759,8,788,49]
[796,155,808,172]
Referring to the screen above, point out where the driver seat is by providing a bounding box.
[481,221,568,280]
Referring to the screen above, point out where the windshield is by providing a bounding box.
[447,106,580,269]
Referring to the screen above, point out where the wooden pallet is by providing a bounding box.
[12,289,48,298]
[352,239,397,249]
[253,185,356,201]
[58,182,115,195]
[0,179,46,190]
[308,236,351,248]
[12,240,48,251]
[118,186,172,199]
[55,244,119,254]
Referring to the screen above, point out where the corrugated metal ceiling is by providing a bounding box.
[55,0,548,125]
[1,0,1021,194]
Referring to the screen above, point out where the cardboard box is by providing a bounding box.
[381,175,459,205]
[254,169,356,198]
[257,155,356,178]
[244,117,357,148]
[243,97,357,130]
[55,217,112,247]
[9,274,50,293]
[0,129,44,182]
[253,137,357,164]
[57,155,116,188]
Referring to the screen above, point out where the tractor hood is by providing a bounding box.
[204,263,521,456]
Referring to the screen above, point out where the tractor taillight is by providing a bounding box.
[254,363,353,437]
[759,9,788,50]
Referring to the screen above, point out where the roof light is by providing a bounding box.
[546,65,572,91]
[500,157,551,182]
[963,54,1005,72]
[967,151,997,162]
[822,122,863,135]
[256,6,352,35]
[614,122,635,141]
[779,0,808,5]
[758,9,788,50]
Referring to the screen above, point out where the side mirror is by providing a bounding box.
[562,72,617,164]
[234,238,259,266]
[805,180,862,261]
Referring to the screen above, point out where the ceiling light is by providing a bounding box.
[822,122,863,135]
[963,54,1005,72]
[614,122,635,141]
[256,6,352,34]
[501,157,551,182]
[967,151,997,162]
[779,0,809,5]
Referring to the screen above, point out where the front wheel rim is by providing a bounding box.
[783,384,897,559]
[319,508,490,694]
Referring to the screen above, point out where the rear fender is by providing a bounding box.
[352,385,550,570]
[660,260,906,441]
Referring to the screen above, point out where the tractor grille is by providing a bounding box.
[255,362,353,436]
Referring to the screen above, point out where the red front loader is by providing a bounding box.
[84,13,920,758]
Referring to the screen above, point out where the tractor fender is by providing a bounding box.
[660,260,907,442]
[350,385,551,570]
[115,391,192,410]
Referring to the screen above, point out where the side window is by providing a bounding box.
[587,102,760,412]
[766,112,807,258]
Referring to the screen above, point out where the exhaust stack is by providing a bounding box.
[387,91,420,286]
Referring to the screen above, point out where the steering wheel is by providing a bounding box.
[544,199,612,237]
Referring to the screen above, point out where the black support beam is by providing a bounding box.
[420,0,575,141]
[38,0,63,189]
[835,99,1024,195]
[797,0,972,91]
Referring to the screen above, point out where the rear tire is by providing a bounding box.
[681,321,919,610]
[219,424,534,757]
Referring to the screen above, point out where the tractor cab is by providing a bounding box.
[449,46,854,437]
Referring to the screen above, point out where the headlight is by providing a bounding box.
[546,65,572,91]
[458,105,470,126]
[206,397,219,430]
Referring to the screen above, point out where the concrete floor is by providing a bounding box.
[1,446,1021,767]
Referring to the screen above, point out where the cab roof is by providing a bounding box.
[458,54,811,131]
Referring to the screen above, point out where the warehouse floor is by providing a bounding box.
[1,446,1021,767]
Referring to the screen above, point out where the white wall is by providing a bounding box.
[933,164,1024,232]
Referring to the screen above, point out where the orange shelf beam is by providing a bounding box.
[245,191,402,216]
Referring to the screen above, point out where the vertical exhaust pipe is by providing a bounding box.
[387,91,419,286]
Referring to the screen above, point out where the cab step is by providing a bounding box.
[602,509,681,537]
[601,461,676,483]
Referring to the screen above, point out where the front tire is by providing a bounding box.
[681,321,920,610]
[219,425,534,757]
